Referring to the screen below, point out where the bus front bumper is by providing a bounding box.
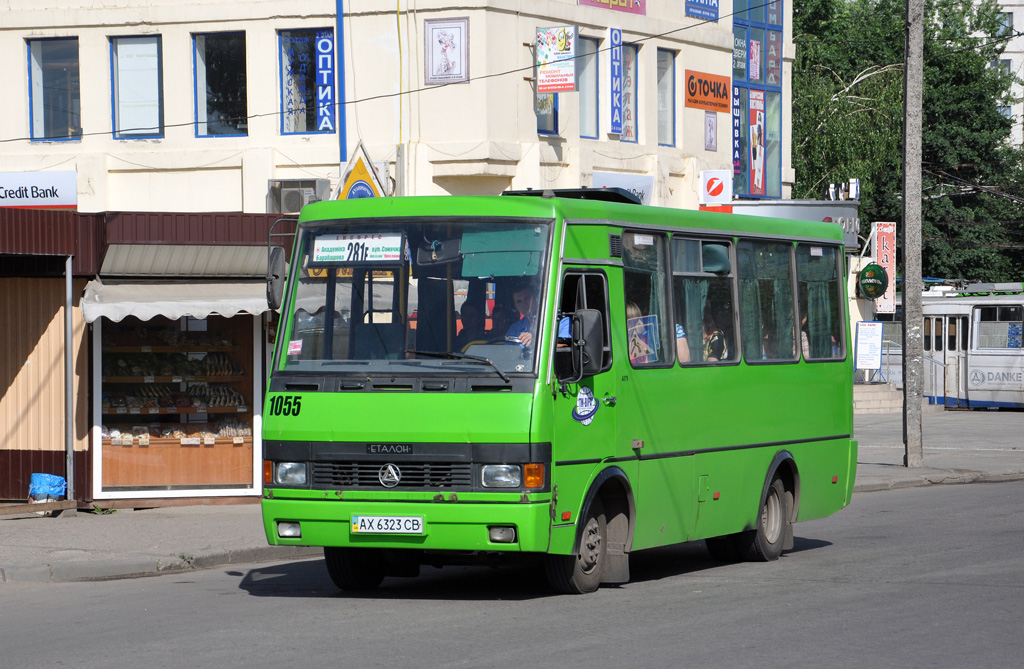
[262,495,553,553]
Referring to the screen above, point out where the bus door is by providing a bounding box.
[549,270,628,522]
[941,315,965,407]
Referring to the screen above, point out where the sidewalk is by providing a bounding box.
[2,410,1022,584]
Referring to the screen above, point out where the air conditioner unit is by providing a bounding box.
[267,178,331,214]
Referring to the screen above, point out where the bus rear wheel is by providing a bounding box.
[736,476,789,561]
[544,499,607,594]
[324,547,386,591]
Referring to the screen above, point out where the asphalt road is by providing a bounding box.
[4,482,1023,669]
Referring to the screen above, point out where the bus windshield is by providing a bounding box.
[277,217,553,376]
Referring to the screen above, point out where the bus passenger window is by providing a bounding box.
[976,305,1023,349]
[623,232,672,366]
[738,240,796,362]
[671,238,737,364]
[796,244,844,360]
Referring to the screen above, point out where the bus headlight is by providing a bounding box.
[482,464,522,488]
[276,462,307,485]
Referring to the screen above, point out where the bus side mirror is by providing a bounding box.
[571,309,604,380]
[267,246,286,311]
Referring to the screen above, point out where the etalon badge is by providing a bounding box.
[378,463,402,488]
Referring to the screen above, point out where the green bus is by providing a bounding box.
[260,189,857,594]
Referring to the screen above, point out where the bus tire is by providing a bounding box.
[544,498,607,594]
[324,547,386,591]
[737,476,789,562]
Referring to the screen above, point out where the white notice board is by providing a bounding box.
[855,321,884,371]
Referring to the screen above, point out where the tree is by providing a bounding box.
[793,0,1024,281]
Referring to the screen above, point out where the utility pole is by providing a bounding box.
[902,0,924,467]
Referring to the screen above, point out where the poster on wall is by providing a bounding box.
[424,18,469,85]
[537,26,578,93]
[705,111,718,151]
[749,90,765,195]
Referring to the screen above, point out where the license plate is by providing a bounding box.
[350,515,425,535]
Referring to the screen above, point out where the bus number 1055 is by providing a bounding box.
[268,395,302,416]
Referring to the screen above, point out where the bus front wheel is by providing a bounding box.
[324,547,386,591]
[544,498,607,594]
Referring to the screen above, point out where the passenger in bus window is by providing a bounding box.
[675,322,690,363]
[488,303,516,341]
[454,302,487,352]
[703,312,727,361]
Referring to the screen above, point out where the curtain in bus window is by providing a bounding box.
[683,279,709,362]
[797,245,839,359]
[739,241,795,361]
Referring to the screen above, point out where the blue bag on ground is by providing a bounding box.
[28,473,67,500]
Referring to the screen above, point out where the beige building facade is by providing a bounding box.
[0,0,793,213]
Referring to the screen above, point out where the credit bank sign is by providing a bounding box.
[0,171,77,209]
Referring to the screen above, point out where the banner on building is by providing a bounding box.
[749,88,765,194]
[334,141,387,200]
[0,171,77,209]
[685,0,720,21]
[609,28,623,135]
[578,0,645,16]
[685,70,729,112]
[872,222,897,314]
[537,26,578,93]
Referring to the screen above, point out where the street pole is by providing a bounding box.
[902,0,924,467]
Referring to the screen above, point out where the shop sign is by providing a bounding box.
[732,86,742,174]
[315,29,336,132]
[0,171,77,209]
[578,0,645,16]
[699,170,732,205]
[609,28,622,134]
[685,70,730,112]
[872,222,897,314]
[537,26,578,93]
[685,0,719,21]
[858,263,889,300]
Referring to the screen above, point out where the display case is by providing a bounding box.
[96,315,258,492]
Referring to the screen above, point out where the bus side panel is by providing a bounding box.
[786,438,857,521]
[690,449,773,541]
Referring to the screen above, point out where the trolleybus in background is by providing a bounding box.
[260,189,857,594]
[918,284,1024,409]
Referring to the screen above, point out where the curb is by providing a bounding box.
[853,470,1024,493]
[0,546,322,584]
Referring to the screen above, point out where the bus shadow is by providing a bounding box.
[236,536,833,600]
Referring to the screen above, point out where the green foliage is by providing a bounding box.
[793,0,1024,281]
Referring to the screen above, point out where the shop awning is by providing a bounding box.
[81,279,269,323]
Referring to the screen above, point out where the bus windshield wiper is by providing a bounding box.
[404,349,510,383]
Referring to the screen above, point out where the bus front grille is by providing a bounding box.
[311,462,474,489]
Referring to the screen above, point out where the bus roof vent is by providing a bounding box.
[502,187,641,205]
[609,234,623,258]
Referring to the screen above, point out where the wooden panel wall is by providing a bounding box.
[0,277,90,500]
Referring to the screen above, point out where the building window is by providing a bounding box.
[622,44,638,143]
[111,36,163,139]
[194,32,247,136]
[28,38,81,140]
[657,49,675,146]
[998,13,1013,38]
[537,93,558,135]
[579,37,599,139]
[280,29,336,134]
[733,1,783,198]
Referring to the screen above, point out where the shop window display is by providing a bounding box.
[99,315,255,491]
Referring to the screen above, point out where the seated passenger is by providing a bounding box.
[703,314,727,362]
[454,302,486,351]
